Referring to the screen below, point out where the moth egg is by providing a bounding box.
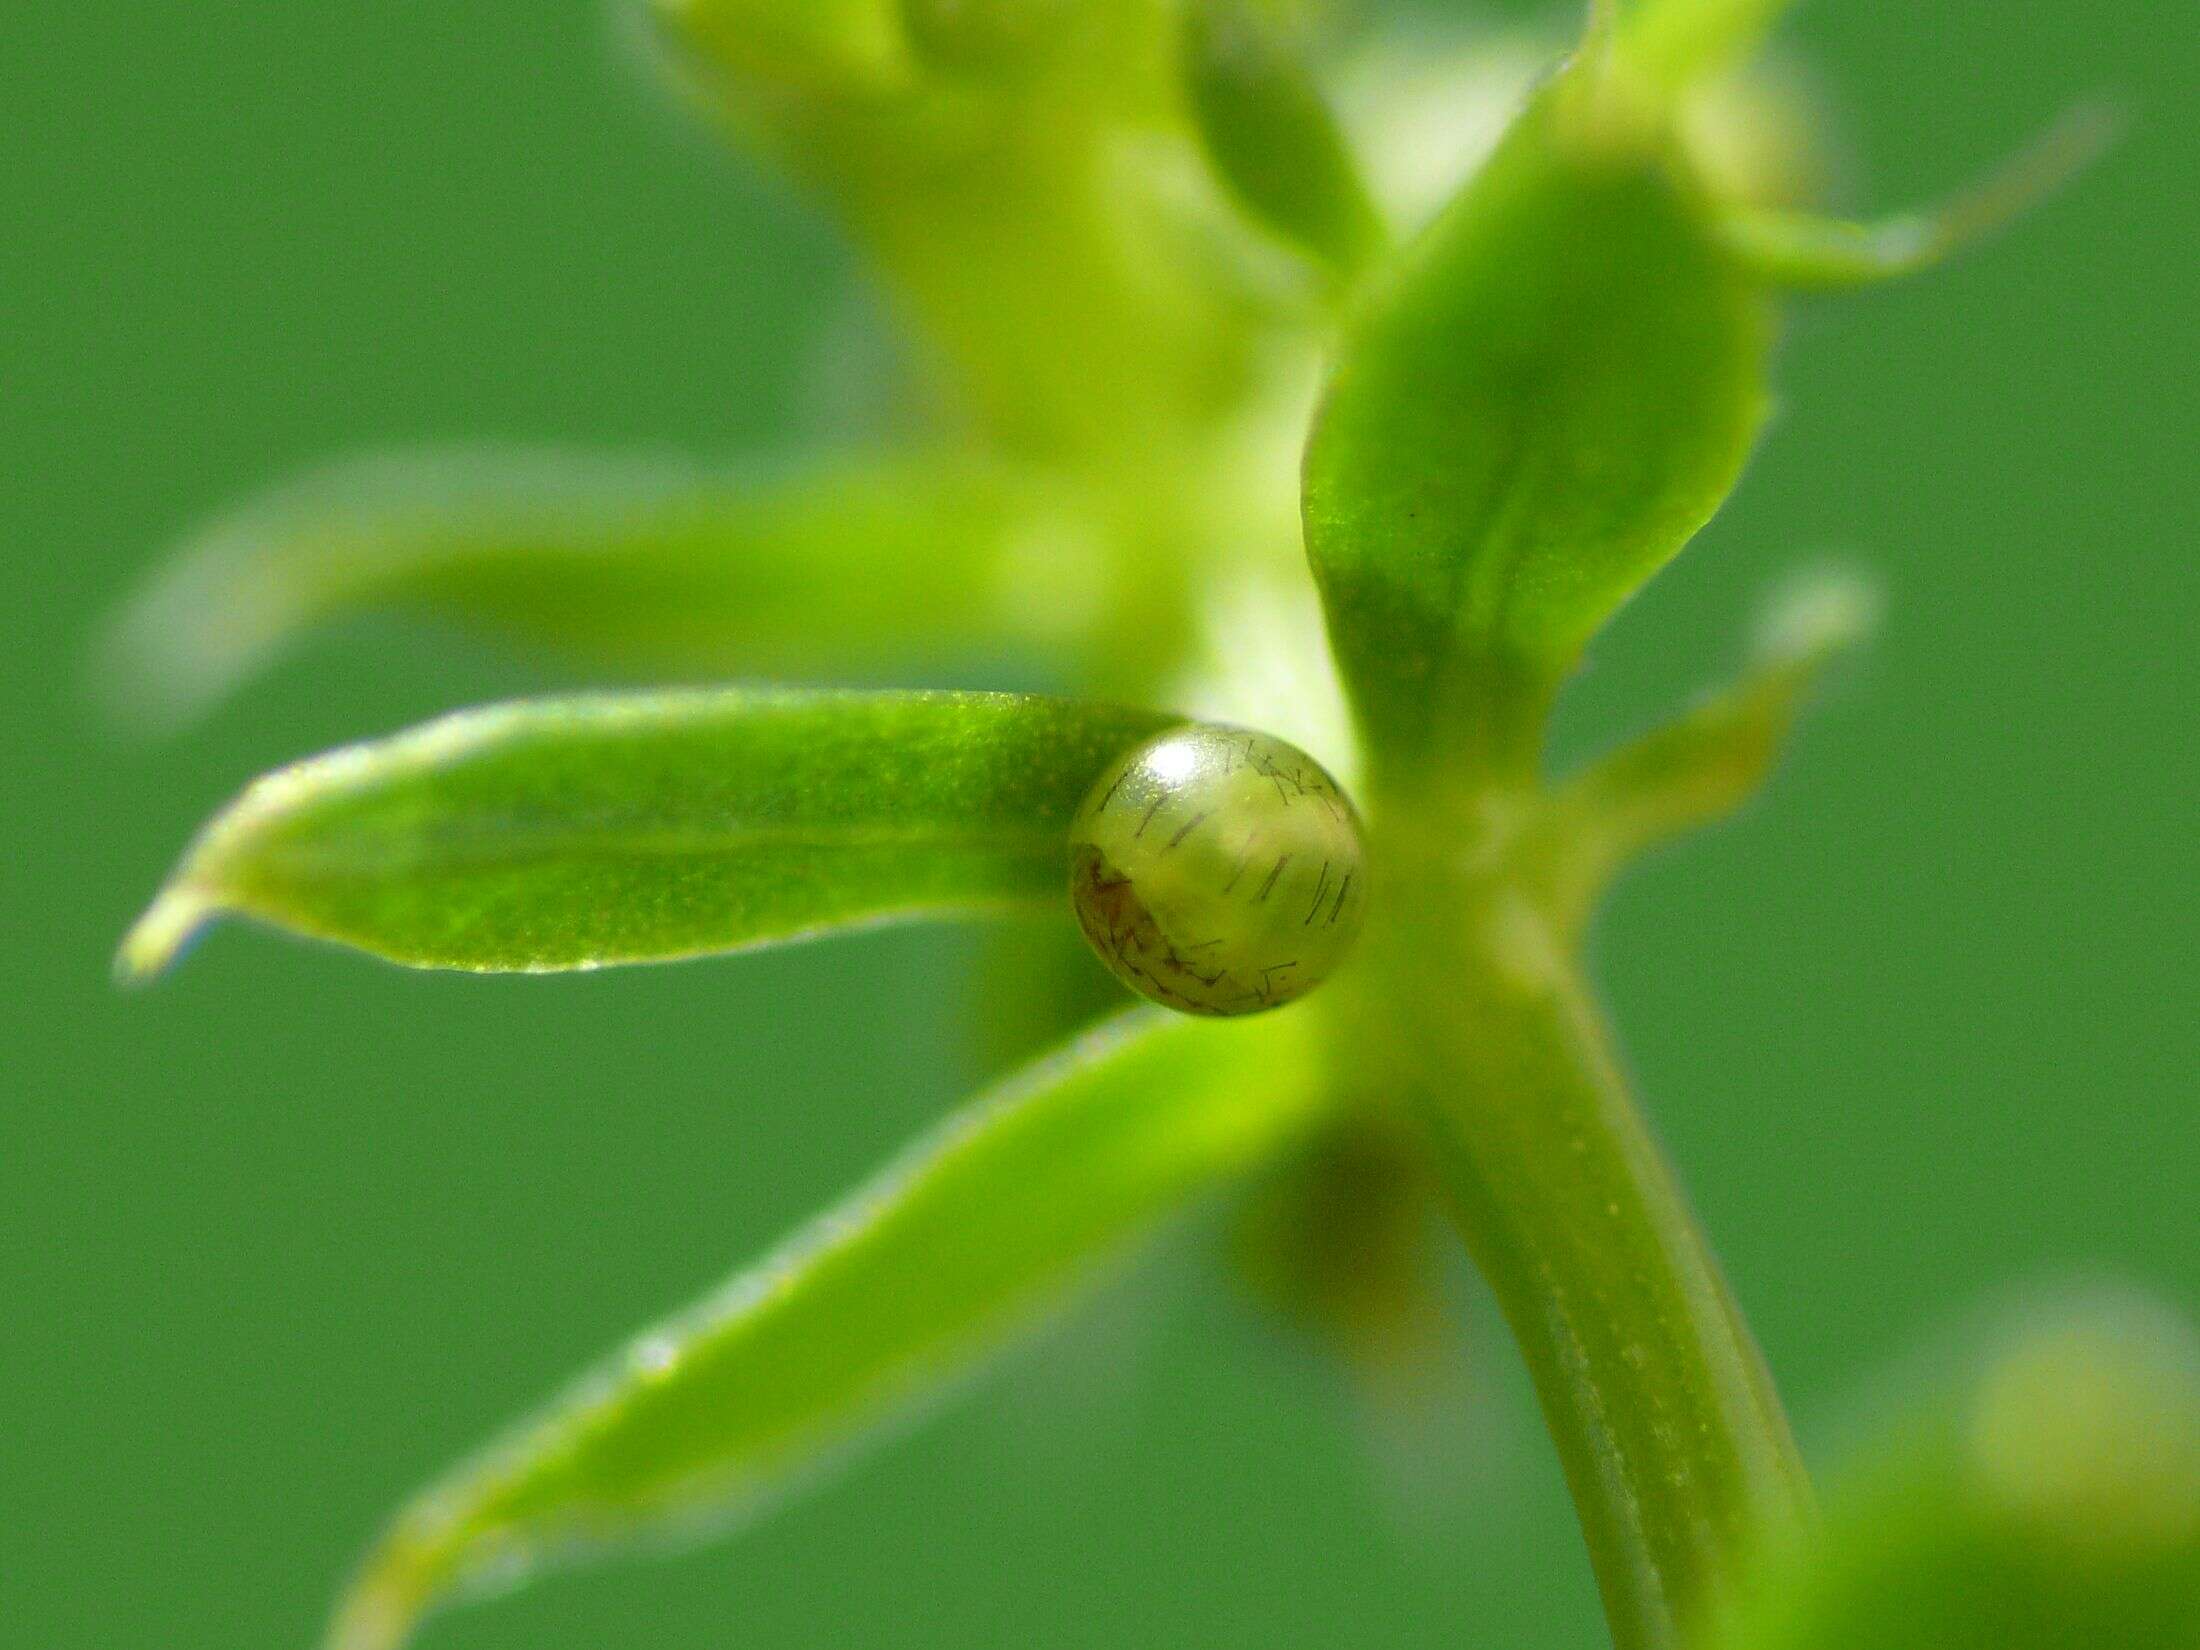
[1068,725,1369,1017]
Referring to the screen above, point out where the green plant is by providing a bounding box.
[110,3,2193,1649]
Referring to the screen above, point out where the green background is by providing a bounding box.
[7,3,2192,1647]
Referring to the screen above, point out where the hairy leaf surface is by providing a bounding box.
[121,691,1173,976]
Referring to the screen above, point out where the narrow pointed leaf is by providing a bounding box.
[101,449,1080,727]
[1181,0,1385,278]
[1545,570,1875,925]
[323,1007,1330,1650]
[1718,106,2116,292]
[1303,75,1771,777]
[120,691,1173,978]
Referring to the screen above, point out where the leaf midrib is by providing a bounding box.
[234,819,1073,879]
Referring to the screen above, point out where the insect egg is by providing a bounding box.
[1068,724,1369,1017]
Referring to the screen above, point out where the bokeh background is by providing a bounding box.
[7,3,2193,1647]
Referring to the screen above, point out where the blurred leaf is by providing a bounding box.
[1619,0,1796,90]
[1181,0,1384,278]
[1542,569,1876,929]
[322,1007,1330,1650]
[1675,59,1833,213]
[649,0,913,96]
[1719,106,2118,291]
[119,690,1173,978]
[898,0,1080,75]
[657,0,1257,455]
[1702,1290,2200,1650]
[1231,1112,1450,1375]
[1302,74,1771,780]
[101,448,1083,727]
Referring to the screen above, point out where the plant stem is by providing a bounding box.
[1355,832,1814,1649]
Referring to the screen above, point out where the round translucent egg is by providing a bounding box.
[1068,725,1369,1016]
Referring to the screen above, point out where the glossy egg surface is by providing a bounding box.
[1068,724,1368,1016]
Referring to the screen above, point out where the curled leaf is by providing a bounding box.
[1303,72,1771,779]
[324,1007,1329,1650]
[100,448,1083,728]
[120,690,1172,978]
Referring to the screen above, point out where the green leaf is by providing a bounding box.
[1717,106,2118,292]
[649,0,913,97]
[119,690,1173,978]
[1302,73,1771,781]
[1542,569,1876,930]
[1181,0,1384,278]
[1700,1290,2200,1650]
[100,449,1080,727]
[657,0,1257,456]
[897,0,1079,76]
[320,1007,1330,1650]
[1618,0,1796,90]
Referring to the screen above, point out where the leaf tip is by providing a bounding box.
[1915,97,2123,264]
[321,1569,423,1650]
[92,527,297,735]
[1750,564,1881,672]
[114,887,214,985]
[320,1513,458,1650]
[1721,99,2122,294]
